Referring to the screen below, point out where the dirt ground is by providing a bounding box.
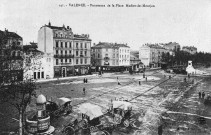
[0,70,204,135]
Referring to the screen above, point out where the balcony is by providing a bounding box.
[60,62,72,66]
[104,57,110,60]
[80,55,84,57]
[54,54,74,58]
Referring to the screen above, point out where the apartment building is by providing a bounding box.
[182,46,197,54]
[37,22,91,77]
[0,29,23,82]
[91,42,130,71]
[139,44,168,68]
[162,42,181,52]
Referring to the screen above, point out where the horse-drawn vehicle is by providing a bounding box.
[62,103,114,135]
[46,97,72,118]
[108,99,133,128]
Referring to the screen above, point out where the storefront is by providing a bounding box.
[54,66,75,78]
[74,65,91,75]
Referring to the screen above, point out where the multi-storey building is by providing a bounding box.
[23,42,54,80]
[0,29,23,83]
[130,54,143,71]
[182,46,197,54]
[38,22,91,77]
[91,42,130,71]
[162,42,180,52]
[139,44,168,68]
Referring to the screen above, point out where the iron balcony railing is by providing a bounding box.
[54,54,74,58]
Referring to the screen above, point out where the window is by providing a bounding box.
[61,50,63,55]
[76,59,78,64]
[61,34,62,37]
[69,50,71,54]
[61,42,63,48]
[85,43,87,48]
[41,72,44,78]
[56,41,59,47]
[69,42,72,48]
[34,72,36,79]
[80,51,83,55]
[65,59,67,63]
[69,59,72,63]
[56,59,58,65]
[38,72,40,79]
[55,34,58,37]
[85,58,87,64]
[76,51,78,56]
[85,51,87,56]
[65,42,67,48]
[56,50,58,54]
[65,51,67,55]
[98,54,100,58]
[80,59,83,64]
[61,59,63,63]
[76,43,78,48]
[80,43,83,48]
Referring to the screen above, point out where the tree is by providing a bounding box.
[0,30,37,135]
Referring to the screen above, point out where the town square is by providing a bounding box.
[1,0,211,135]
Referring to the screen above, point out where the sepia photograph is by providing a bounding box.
[0,0,211,134]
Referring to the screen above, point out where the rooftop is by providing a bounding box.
[0,29,22,39]
[143,43,165,49]
[92,42,130,49]
[182,46,197,50]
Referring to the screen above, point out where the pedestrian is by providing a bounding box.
[83,87,86,95]
[188,74,190,79]
[146,77,147,82]
[139,81,141,85]
[192,79,194,84]
[143,73,145,78]
[184,78,186,82]
[199,91,201,98]
[83,78,86,83]
[202,92,205,99]
[169,75,171,79]
[86,78,88,83]
[158,125,163,135]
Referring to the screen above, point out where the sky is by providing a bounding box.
[1,0,211,52]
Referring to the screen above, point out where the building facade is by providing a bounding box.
[162,42,180,52]
[130,54,143,71]
[139,44,168,68]
[23,43,54,80]
[182,46,197,54]
[0,29,23,83]
[38,22,91,78]
[91,42,130,71]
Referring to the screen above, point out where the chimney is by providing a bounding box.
[67,26,69,29]
[48,21,51,26]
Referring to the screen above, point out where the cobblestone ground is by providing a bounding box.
[0,71,206,135]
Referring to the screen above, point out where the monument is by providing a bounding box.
[186,61,196,75]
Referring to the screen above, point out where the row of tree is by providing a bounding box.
[161,51,211,67]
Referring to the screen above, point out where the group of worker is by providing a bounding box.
[199,91,206,99]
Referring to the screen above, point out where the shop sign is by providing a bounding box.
[37,117,50,131]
